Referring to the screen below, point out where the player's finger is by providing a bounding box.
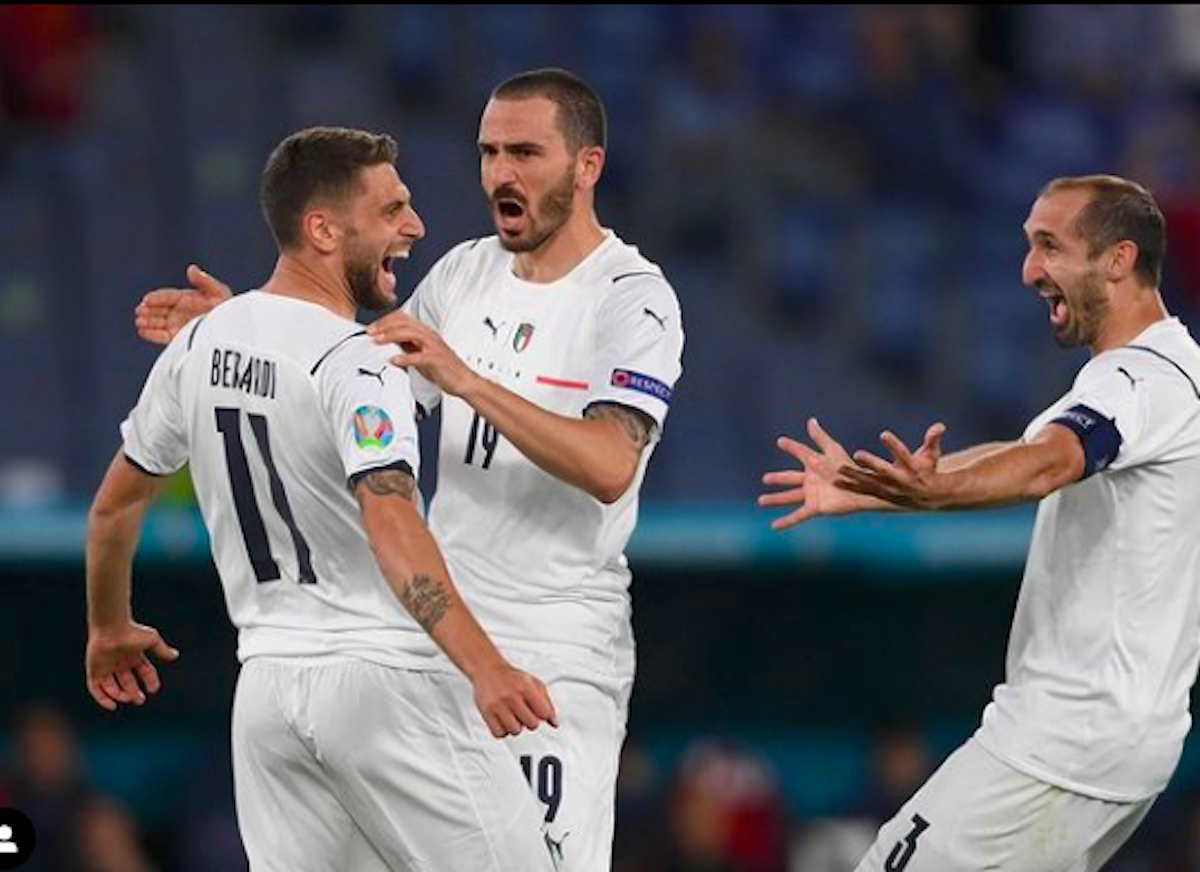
[852,450,899,477]
[116,669,146,705]
[187,264,233,298]
[807,417,843,455]
[758,487,805,507]
[134,659,161,695]
[777,437,818,467]
[140,288,184,308]
[389,352,429,370]
[771,505,815,531]
[490,706,522,737]
[922,423,947,458]
[509,696,543,731]
[762,470,805,487]
[100,674,128,703]
[483,711,505,739]
[529,686,558,728]
[880,431,917,472]
[87,680,118,711]
[150,636,180,662]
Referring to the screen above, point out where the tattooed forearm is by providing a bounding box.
[400,573,451,633]
[359,469,416,500]
[585,403,655,450]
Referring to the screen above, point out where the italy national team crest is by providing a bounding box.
[513,322,535,353]
[353,406,394,450]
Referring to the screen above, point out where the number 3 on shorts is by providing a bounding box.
[885,814,930,872]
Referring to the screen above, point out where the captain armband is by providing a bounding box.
[1050,404,1123,478]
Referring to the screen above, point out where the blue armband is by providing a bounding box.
[1050,405,1122,478]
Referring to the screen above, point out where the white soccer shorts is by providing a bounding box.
[231,657,557,872]
[504,671,629,872]
[854,738,1155,872]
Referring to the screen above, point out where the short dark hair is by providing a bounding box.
[261,127,398,251]
[1039,174,1166,287]
[491,68,607,153]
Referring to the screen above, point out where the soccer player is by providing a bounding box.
[87,127,559,872]
[135,69,684,872]
[761,175,1200,871]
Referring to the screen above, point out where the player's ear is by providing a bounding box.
[576,145,605,191]
[305,207,342,255]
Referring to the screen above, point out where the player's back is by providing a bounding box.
[149,292,441,667]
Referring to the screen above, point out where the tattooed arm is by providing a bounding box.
[354,466,557,736]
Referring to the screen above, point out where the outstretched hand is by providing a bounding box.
[838,423,949,510]
[135,265,233,345]
[85,621,180,711]
[759,417,881,530]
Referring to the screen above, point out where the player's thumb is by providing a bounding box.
[187,264,232,299]
[150,635,181,662]
[531,683,559,728]
[924,422,947,457]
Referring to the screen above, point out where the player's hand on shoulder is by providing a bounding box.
[471,663,559,738]
[85,621,180,711]
[135,264,233,345]
[368,312,480,397]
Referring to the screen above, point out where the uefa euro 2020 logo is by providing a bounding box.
[353,406,394,451]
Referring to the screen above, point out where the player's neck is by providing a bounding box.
[512,211,606,284]
[1090,287,1169,355]
[264,255,356,320]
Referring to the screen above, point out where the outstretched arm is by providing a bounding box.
[86,452,181,710]
[355,467,558,737]
[367,312,650,503]
[840,423,1084,510]
[135,265,233,345]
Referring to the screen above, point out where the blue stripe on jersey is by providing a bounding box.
[1051,404,1122,478]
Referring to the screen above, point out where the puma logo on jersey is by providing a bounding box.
[643,307,667,330]
[357,367,387,386]
[1118,366,1141,389]
[483,316,501,338]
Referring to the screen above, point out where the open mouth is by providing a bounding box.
[1041,292,1068,327]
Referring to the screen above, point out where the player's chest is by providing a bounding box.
[442,292,599,412]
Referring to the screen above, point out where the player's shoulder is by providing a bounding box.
[1085,320,1200,399]
[431,235,507,275]
[590,234,681,323]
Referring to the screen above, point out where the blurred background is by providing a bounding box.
[5,4,1200,870]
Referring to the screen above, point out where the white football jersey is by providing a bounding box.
[121,291,446,668]
[977,317,1200,800]
[404,231,684,687]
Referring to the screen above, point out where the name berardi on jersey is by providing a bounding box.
[210,347,277,399]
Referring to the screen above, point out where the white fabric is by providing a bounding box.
[402,231,684,686]
[121,291,447,668]
[232,658,556,872]
[855,739,1154,872]
[977,317,1200,800]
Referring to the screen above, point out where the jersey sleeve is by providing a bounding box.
[585,275,684,430]
[317,336,421,488]
[1030,351,1171,477]
[120,330,190,476]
